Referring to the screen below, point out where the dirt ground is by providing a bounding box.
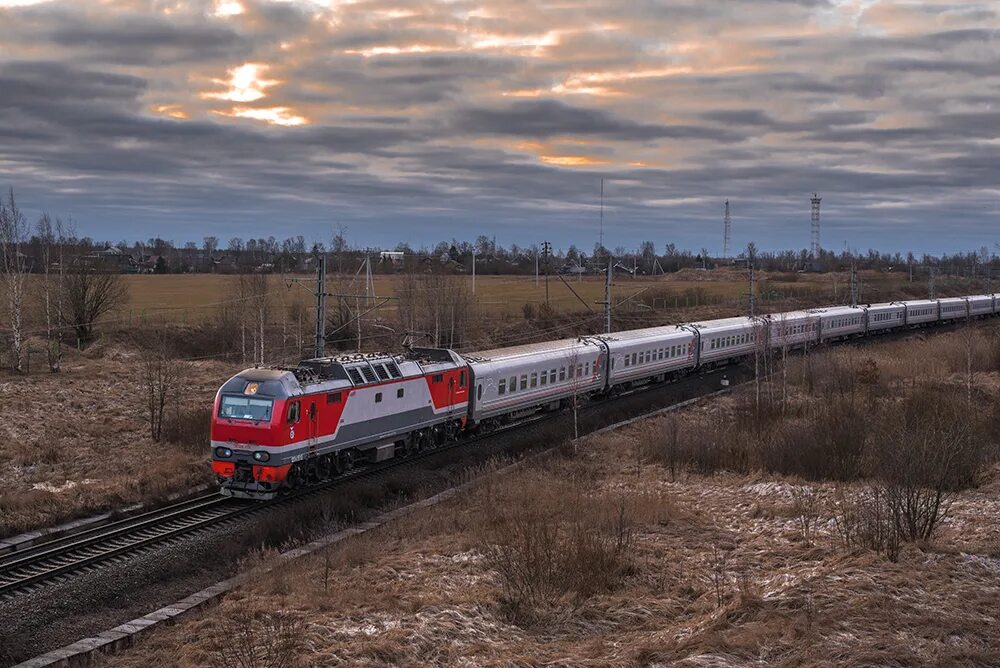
[0,343,239,538]
[103,383,1000,667]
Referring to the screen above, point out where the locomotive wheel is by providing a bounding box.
[286,463,304,489]
[338,450,355,472]
[316,454,333,480]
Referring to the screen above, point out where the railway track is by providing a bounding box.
[0,411,559,601]
[0,494,245,599]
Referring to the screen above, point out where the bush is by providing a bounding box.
[833,486,901,561]
[210,605,304,668]
[163,405,212,454]
[475,471,656,618]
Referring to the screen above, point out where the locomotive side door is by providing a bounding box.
[307,401,318,459]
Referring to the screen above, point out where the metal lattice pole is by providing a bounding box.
[314,254,326,359]
[723,199,731,259]
[810,193,822,260]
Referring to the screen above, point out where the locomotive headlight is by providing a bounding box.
[252,451,270,463]
[215,446,233,459]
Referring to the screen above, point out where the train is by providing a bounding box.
[211,293,999,499]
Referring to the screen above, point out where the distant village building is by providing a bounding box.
[379,251,405,265]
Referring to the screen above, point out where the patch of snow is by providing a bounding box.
[960,553,1000,574]
[332,617,401,637]
[742,481,809,499]
[32,480,78,493]
[30,478,97,493]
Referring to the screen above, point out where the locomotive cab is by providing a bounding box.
[211,369,305,498]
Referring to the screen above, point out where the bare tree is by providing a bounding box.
[962,314,976,404]
[395,272,473,349]
[35,213,64,372]
[63,260,128,344]
[239,271,270,364]
[0,188,30,372]
[566,347,583,445]
[140,340,183,441]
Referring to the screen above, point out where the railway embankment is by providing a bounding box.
[92,326,1000,667]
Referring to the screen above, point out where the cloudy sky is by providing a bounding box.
[0,0,997,254]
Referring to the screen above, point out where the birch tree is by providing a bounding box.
[0,189,29,373]
[35,213,63,372]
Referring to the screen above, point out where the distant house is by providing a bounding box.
[379,251,405,265]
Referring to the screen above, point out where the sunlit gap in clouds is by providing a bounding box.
[203,63,277,103]
[216,106,308,126]
[346,29,563,58]
[214,0,244,17]
[201,62,309,126]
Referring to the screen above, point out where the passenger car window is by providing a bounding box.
[499,379,506,395]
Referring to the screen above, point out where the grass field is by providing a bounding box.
[117,269,936,323]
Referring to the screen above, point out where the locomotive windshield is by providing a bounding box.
[218,395,274,422]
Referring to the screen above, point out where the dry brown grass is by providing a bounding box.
[0,354,234,537]
[112,269,938,322]
[103,376,1000,667]
[97,320,1000,667]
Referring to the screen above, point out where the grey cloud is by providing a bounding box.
[451,100,737,141]
[0,0,998,254]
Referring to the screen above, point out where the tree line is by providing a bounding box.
[0,189,127,373]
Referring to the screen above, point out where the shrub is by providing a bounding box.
[163,405,212,454]
[833,486,901,561]
[210,605,304,668]
[475,472,651,617]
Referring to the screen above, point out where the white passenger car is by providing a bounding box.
[902,299,938,326]
[466,337,606,424]
[604,325,697,388]
[865,302,906,332]
[938,297,969,321]
[813,306,866,341]
[767,310,820,349]
[967,295,994,317]
[688,316,762,365]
